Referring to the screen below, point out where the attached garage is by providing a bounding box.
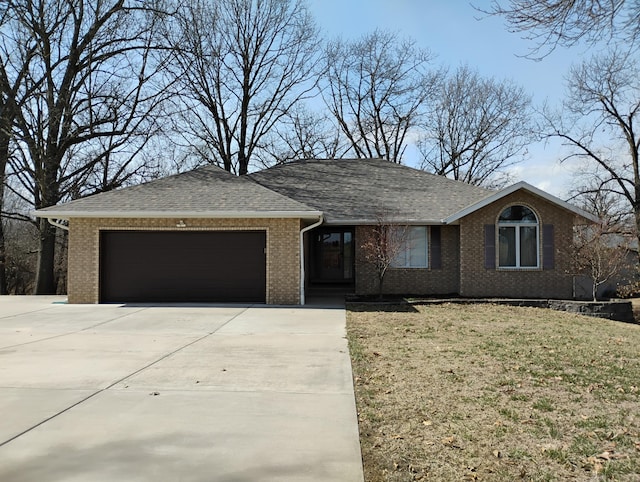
[100,230,266,303]
[32,164,321,304]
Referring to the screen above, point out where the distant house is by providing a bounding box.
[34,158,597,304]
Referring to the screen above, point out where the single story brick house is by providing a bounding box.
[34,158,597,304]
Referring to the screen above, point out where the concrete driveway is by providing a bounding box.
[0,296,364,482]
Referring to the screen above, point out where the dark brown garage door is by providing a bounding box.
[100,230,266,303]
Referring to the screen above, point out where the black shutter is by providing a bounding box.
[431,226,442,269]
[543,224,554,270]
[484,224,496,269]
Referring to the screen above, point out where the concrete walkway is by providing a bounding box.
[0,296,364,482]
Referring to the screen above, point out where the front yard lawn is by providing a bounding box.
[347,303,640,481]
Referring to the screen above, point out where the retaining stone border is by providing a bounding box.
[347,296,637,324]
[411,298,636,324]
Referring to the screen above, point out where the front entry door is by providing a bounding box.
[312,229,354,283]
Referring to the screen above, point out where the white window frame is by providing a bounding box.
[391,226,429,269]
[498,207,540,269]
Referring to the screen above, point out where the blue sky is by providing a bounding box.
[308,0,596,197]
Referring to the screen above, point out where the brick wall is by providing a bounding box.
[459,191,576,299]
[354,225,460,296]
[67,217,301,304]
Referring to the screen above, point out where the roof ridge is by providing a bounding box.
[250,158,495,194]
[249,157,391,173]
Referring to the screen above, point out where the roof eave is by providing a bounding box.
[323,218,445,225]
[442,181,600,224]
[31,210,323,220]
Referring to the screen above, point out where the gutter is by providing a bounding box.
[299,214,324,305]
[31,210,323,220]
[47,218,69,231]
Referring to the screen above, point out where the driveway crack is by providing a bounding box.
[0,307,148,350]
[0,306,251,448]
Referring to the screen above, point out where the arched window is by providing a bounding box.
[498,205,539,268]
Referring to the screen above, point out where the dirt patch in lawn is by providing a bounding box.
[347,303,640,481]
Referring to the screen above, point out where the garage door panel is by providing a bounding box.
[100,231,266,303]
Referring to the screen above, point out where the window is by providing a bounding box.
[391,226,428,268]
[498,205,539,268]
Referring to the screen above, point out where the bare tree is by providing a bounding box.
[0,187,38,294]
[323,29,439,163]
[165,0,321,175]
[568,170,634,229]
[542,49,640,258]
[482,0,639,58]
[568,186,636,300]
[2,219,39,295]
[360,213,409,299]
[418,65,532,188]
[571,222,632,301]
[0,2,29,294]
[255,104,343,166]
[1,0,169,294]
[64,127,167,198]
[0,70,15,294]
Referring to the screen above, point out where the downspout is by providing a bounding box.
[47,218,69,231]
[300,214,323,305]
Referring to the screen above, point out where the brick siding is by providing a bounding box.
[67,195,579,304]
[67,217,301,304]
[353,192,579,298]
[459,191,575,299]
[355,225,460,296]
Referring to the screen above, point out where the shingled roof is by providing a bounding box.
[36,158,591,224]
[249,158,493,224]
[35,164,320,218]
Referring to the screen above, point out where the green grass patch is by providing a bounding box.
[533,397,555,412]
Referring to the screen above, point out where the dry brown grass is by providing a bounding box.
[631,299,640,323]
[346,303,640,481]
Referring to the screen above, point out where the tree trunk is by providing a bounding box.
[0,111,10,294]
[0,165,6,294]
[34,218,57,294]
[33,150,62,294]
[378,273,385,300]
[631,208,640,295]
[238,151,248,175]
[0,219,7,295]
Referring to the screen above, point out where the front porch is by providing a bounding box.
[304,226,356,298]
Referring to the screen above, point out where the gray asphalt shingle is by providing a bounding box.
[35,159,496,222]
[249,158,493,223]
[36,165,318,216]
